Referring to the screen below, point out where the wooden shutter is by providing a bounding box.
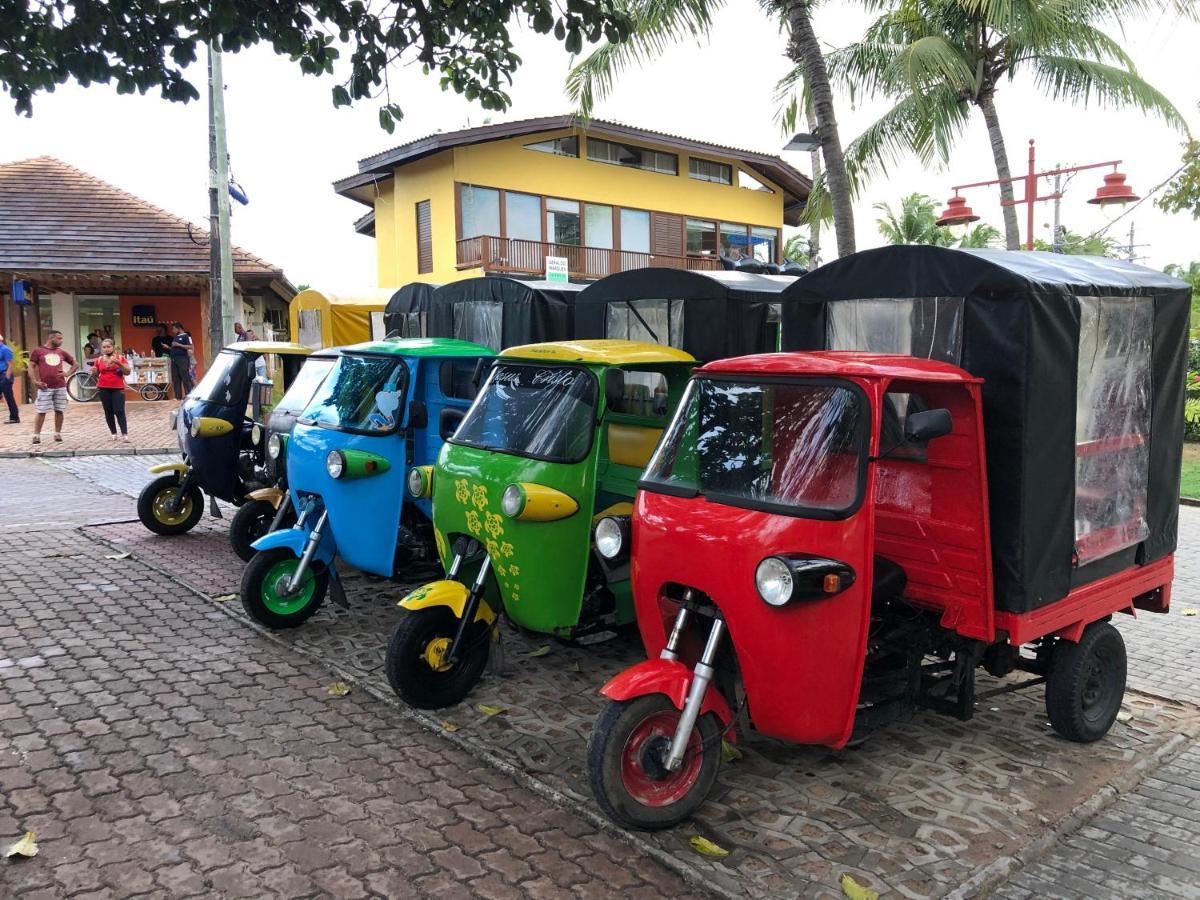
[416,200,432,274]
[651,212,683,258]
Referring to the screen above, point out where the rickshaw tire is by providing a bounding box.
[385,607,489,709]
[239,548,328,629]
[1045,621,1127,743]
[230,499,279,562]
[137,475,204,536]
[587,695,721,831]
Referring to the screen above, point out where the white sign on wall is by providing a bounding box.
[545,256,569,283]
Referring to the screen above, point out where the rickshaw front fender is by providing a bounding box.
[246,487,286,509]
[148,462,189,476]
[399,580,496,625]
[250,526,337,568]
[600,658,735,734]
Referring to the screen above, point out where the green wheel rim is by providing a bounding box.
[261,559,317,617]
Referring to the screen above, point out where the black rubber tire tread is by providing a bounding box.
[229,499,278,563]
[239,547,328,630]
[1045,621,1127,743]
[385,606,490,710]
[586,694,721,831]
[136,474,204,536]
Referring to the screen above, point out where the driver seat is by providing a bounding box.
[871,556,907,608]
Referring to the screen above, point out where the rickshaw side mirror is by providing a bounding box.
[408,400,428,430]
[604,369,624,410]
[470,358,486,390]
[905,408,953,443]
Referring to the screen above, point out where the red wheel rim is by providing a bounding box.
[620,710,704,807]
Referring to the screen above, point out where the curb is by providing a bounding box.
[0,446,173,459]
[1181,497,1200,508]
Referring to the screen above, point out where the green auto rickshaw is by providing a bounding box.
[386,339,696,709]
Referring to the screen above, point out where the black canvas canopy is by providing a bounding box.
[781,245,1189,614]
[384,282,438,337]
[427,276,581,351]
[575,268,799,362]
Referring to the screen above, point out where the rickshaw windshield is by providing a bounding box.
[641,377,868,518]
[450,363,597,463]
[188,350,251,405]
[299,354,408,435]
[274,358,336,416]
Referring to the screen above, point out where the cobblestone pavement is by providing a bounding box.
[57,447,1200,899]
[0,467,705,899]
[0,400,176,456]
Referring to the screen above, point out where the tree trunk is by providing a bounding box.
[976,92,1020,250]
[785,0,854,257]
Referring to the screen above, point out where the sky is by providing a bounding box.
[3,2,1199,289]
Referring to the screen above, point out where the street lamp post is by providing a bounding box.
[935,139,1139,249]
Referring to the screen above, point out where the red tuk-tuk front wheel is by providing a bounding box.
[587,695,721,831]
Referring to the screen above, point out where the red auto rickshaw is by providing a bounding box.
[585,248,1190,830]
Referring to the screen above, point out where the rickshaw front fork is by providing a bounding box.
[446,555,492,667]
[285,510,329,594]
[664,615,726,772]
[165,469,195,514]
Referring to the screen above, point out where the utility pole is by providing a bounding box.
[805,103,821,268]
[1120,221,1150,263]
[1051,171,1064,252]
[207,41,235,360]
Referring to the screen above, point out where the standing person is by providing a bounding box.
[233,322,247,342]
[29,330,77,445]
[94,338,131,442]
[168,322,194,400]
[151,324,171,358]
[0,334,18,424]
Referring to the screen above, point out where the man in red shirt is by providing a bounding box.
[28,330,78,445]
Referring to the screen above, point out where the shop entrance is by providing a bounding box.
[77,296,121,361]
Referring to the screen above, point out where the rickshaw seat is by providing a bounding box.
[607,423,663,469]
[872,556,907,607]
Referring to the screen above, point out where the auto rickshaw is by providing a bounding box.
[137,341,313,536]
[385,339,696,710]
[227,348,340,561]
[584,245,1190,829]
[238,337,494,629]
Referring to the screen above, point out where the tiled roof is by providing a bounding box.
[0,156,284,279]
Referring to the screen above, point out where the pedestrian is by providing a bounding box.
[168,322,194,400]
[82,332,99,362]
[0,334,18,424]
[94,338,131,442]
[233,322,247,342]
[29,330,77,445]
[151,324,171,358]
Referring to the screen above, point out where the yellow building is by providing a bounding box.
[334,116,811,287]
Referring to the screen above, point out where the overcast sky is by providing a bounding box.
[4,3,1198,289]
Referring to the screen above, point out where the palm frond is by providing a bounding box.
[888,34,975,94]
[1030,56,1189,133]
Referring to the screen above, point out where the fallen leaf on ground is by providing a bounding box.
[1183,608,1198,617]
[211,594,236,603]
[840,873,879,900]
[570,662,581,674]
[5,831,37,859]
[327,682,351,697]
[721,740,743,763]
[441,720,459,733]
[476,704,506,717]
[526,646,551,658]
[104,552,131,560]
[1116,709,1134,723]
[689,835,729,857]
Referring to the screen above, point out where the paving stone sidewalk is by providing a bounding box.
[0,400,176,456]
[0,520,704,898]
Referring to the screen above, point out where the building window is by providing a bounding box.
[587,138,678,176]
[460,185,500,238]
[416,200,432,274]
[689,158,732,185]
[546,198,581,246]
[506,191,541,242]
[751,226,779,263]
[686,219,717,256]
[620,209,650,255]
[720,222,748,257]
[737,169,774,193]
[525,136,579,157]
[585,204,613,250]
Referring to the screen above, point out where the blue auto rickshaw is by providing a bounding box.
[238,337,494,628]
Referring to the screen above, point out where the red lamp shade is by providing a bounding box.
[935,194,980,228]
[1088,171,1139,207]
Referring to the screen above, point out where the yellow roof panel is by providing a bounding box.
[502,339,695,365]
[225,341,313,356]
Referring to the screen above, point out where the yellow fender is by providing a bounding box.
[148,462,189,476]
[399,580,496,625]
[190,416,234,438]
[246,487,286,509]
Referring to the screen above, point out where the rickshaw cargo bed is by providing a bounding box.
[782,246,1190,615]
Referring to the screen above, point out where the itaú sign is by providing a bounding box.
[131,304,157,326]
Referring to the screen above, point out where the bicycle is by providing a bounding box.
[65,369,99,402]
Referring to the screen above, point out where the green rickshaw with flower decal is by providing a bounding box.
[386,339,696,709]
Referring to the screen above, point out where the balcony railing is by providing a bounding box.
[456,236,721,280]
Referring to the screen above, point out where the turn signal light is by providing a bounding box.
[823,574,841,593]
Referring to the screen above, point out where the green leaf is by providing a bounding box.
[689,835,729,858]
[721,739,742,763]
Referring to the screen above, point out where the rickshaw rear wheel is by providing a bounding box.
[385,607,490,709]
[230,499,292,562]
[587,695,720,831]
[1045,621,1127,743]
[239,547,328,629]
[137,475,204,536]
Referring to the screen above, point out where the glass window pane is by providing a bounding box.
[585,205,613,249]
[524,136,578,157]
[302,354,408,435]
[608,370,670,417]
[720,223,749,257]
[460,185,500,239]
[506,192,541,242]
[586,138,677,175]
[737,169,774,193]
[689,158,732,185]
[686,219,717,255]
[620,209,650,254]
[751,227,777,263]
[547,199,581,246]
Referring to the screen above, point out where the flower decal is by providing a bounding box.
[472,484,489,511]
[465,510,482,535]
[454,479,470,504]
[484,512,504,538]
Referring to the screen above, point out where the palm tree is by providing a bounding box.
[958,222,1001,248]
[566,0,858,257]
[874,193,956,245]
[820,0,1188,250]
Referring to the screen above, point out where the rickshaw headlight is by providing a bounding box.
[501,484,525,518]
[408,466,433,499]
[755,557,794,607]
[326,450,346,479]
[267,433,282,460]
[251,424,262,446]
[594,517,627,560]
